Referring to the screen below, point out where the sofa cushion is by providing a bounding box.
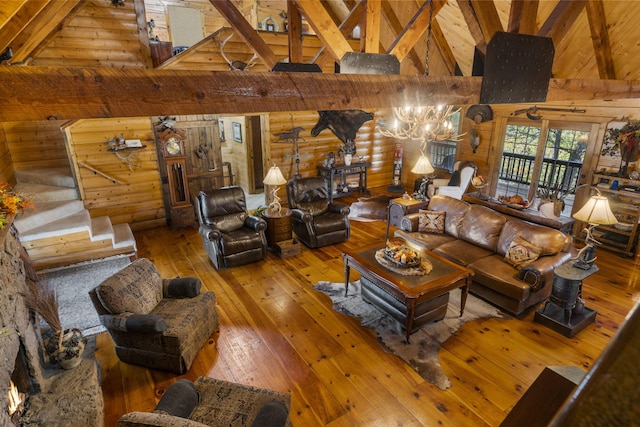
[497,220,567,256]
[458,205,506,251]
[418,210,446,233]
[96,258,163,314]
[504,236,542,269]
[427,195,470,237]
[468,254,532,302]
[394,229,457,251]
[433,239,494,266]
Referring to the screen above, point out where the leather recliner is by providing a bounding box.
[196,187,267,269]
[286,176,350,248]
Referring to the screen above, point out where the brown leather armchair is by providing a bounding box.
[196,187,267,269]
[286,176,350,248]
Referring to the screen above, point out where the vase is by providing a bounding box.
[44,328,86,369]
[538,200,563,220]
[344,154,352,166]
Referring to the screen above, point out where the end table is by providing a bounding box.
[385,197,429,240]
[262,209,292,251]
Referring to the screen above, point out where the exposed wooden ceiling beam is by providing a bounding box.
[586,0,615,79]
[0,0,50,55]
[381,0,424,72]
[507,0,539,34]
[287,1,304,63]
[293,0,353,62]
[312,1,364,67]
[457,0,488,55]
[537,0,588,43]
[364,0,381,53]
[470,0,504,43]
[2,67,640,122]
[387,1,434,62]
[208,0,279,70]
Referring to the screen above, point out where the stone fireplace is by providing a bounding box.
[0,225,103,426]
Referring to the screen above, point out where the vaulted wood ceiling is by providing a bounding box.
[1,0,640,122]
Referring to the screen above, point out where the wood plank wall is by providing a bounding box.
[0,127,14,186]
[33,0,148,68]
[2,120,70,172]
[64,118,165,228]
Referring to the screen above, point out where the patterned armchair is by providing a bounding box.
[286,176,350,248]
[88,258,218,374]
[196,187,267,269]
[117,376,291,427]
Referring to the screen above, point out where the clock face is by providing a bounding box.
[166,137,182,156]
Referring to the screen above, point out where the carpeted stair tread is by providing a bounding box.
[14,200,86,233]
[112,223,137,250]
[18,210,93,241]
[14,182,78,203]
[15,167,76,188]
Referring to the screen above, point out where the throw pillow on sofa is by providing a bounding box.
[418,210,446,234]
[505,235,542,268]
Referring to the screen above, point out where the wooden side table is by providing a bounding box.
[262,210,292,250]
[385,197,429,240]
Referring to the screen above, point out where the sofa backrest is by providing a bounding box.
[286,177,330,215]
[427,195,470,237]
[497,219,568,256]
[458,205,507,251]
[197,188,248,232]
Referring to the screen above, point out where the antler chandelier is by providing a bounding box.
[377,105,463,149]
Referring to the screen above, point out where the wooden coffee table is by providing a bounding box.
[343,239,474,342]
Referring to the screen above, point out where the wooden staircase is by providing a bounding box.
[13,168,137,271]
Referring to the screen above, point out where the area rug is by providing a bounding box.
[37,256,132,336]
[348,194,391,221]
[313,280,507,390]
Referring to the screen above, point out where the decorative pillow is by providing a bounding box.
[448,170,461,186]
[418,209,446,234]
[153,379,200,418]
[96,258,163,314]
[505,236,542,269]
[164,277,201,298]
[125,313,167,334]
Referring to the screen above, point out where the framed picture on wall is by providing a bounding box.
[218,120,225,142]
[232,122,242,143]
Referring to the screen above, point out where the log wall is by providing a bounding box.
[2,120,70,172]
[0,127,14,186]
[64,118,164,228]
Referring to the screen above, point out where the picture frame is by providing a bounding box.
[232,122,242,143]
[218,120,225,142]
[266,23,275,32]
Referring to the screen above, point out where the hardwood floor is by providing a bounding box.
[96,192,640,426]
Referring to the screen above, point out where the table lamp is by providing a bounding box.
[411,154,435,200]
[572,188,618,269]
[263,165,287,215]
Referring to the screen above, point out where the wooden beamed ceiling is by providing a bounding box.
[0,0,635,121]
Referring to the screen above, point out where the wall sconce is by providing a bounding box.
[263,165,287,216]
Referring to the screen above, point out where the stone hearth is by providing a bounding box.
[0,224,103,426]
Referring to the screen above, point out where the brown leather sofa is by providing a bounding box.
[286,176,350,248]
[196,187,267,269]
[395,195,575,316]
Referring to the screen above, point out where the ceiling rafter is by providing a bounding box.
[311,0,364,67]
[586,0,615,79]
[0,0,51,56]
[470,0,504,43]
[381,0,424,72]
[208,0,279,70]
[363,0,381,53]
[292,0,354,62]
[457,0,488,55]
[508,0,539,34]
[537,0,588,42]
[387,1,435,62]
[287,1,304,63]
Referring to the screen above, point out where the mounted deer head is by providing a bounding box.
[219,33,258,71]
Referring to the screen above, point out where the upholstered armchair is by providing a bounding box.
[116,376,291,427]
[196,187,267,269]
[286,176,350,248]
[88,258,218,374]
[427,161,477,199]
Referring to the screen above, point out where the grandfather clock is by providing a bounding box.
[158,128,196,229]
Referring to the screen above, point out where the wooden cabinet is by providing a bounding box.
[581,173,640,257]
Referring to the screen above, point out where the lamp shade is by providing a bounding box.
[411,154,435,175]
[263,165,287,186]
[572,195,618,225]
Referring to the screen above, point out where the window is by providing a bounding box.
[429,111,461,172]
[497,120,590,217]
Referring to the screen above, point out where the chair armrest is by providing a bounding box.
[328,203,350,215]
[198,224,221,241]
[431,178,450,187]
[519,252,572,292]
[245,215,267,231]
[117,412,209,427]
[101,313,167,334]
[400,213,421,232]
[290,208,312,222]
[162,277,201,298]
